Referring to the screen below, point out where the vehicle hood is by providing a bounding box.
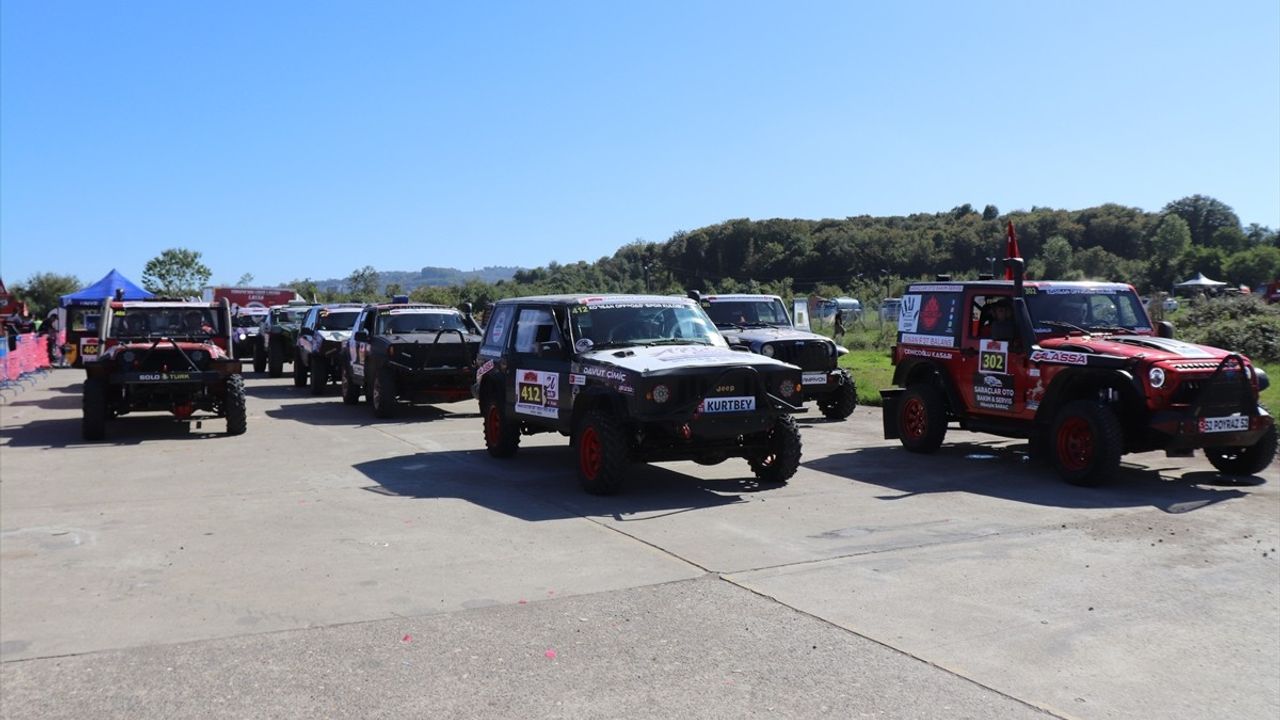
[719,326,832,346]
[1040,335,1233,363]
[317,330,352,342]
[578,344,796,375]
[105,341,230,360]
[384,332,482,344]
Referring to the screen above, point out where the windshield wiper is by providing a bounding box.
[643,339,712,346]
[1087,325,1133,335]
[1040,320,1089,335]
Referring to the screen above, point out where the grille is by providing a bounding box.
[393,341,476,370]
[1171,362,1219,371]
[768,341,832,371]
[127,349,208,373]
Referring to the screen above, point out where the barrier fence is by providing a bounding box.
[1,332,55,390]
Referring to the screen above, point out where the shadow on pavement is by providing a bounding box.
[806,442,1258,514]
[352,446,774,522]
[265,399,479,427]
[1,393,83,411]
[0,415,231,449]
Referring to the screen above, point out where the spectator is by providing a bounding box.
[833,310,845,341]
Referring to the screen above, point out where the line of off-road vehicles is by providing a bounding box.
[79,268,1276,494]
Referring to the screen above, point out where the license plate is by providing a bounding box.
[1199,415,1250,433]
[801,371,828,385]
[699,396,756,413]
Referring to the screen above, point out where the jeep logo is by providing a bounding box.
[716,384,735,393]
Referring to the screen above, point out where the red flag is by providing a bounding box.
[1004,221,1021,280]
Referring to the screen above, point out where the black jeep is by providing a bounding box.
[230,305,269,372]
[295,303,363,394]
[82,299,246,440]
[258,302,312,377]
[694,292,858,419]
[473,294,805,494]
[340,300,484,416]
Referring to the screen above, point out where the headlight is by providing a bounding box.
[761,343,775,357]
[1148,367,1165,388]
[190,350,206,363]
[779,379,795,398]
[652,384,670,403]
[237,331,247,342]
[122,351,136,363]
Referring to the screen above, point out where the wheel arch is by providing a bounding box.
[1035,368,1146,434]
[893,359,960,415]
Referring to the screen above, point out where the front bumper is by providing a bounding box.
[1151,406,1274,451]
[799,368,852,400]
[388,363,474,404]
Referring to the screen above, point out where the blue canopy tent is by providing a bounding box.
[59,270,153,366]
[60,269,153,307]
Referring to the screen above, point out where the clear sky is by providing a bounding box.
[3,0,1277,288]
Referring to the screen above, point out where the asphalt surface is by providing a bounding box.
[1,368,1277,719]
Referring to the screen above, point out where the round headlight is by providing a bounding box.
[1148,367,1165,388]
[190,350,206,363]
[237,331,247,342]
[652,384,670,403]
[122,350,136,363]
[761,343,775,357]
[779,379,795,398]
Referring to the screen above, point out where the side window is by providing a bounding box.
[482,305,514,353]
[514,307,560,353]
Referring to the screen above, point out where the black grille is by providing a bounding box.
[127,348,209,372]
[769,341,832,371]
[393,341,476,370]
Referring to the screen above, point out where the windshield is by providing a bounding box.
[1026,288,1151,333]
[569,302,725,348]
[375,310,468,335]
[232,313,266,328]
[703,299,791,328]
[271,308,307,324]
[110,307,223,339]
[316,310,360,331]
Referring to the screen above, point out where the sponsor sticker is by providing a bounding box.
[902,347,955,360]
[801,371,828,385]
[1029,349,1089,365]
[475,358,495,382]
[569,373,586,386]
[908,284,963,293]
[515,368,560,419]
[901,333,955,348]
[898,295,921,333]
[699,396,756,413]
[972,372,1015,411]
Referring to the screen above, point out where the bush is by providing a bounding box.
[1179,296,1280,362]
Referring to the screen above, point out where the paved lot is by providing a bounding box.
[2,368,1277,719]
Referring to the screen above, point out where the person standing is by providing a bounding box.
[833,309,846,341]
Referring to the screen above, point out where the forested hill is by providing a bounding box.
[493,195,1278,304]
[309,265,521,294]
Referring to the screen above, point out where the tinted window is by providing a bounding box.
[482,305,514,352]
[514,307,559,353]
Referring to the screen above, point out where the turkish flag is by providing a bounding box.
[1004,221,1022,280]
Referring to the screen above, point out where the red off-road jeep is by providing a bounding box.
[81,299,246,440]
[880,265,1275,485]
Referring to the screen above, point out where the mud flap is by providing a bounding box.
[880,388,903,439]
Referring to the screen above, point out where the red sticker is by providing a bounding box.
[921,296,941,331]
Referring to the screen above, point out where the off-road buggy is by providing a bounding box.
[692,292,858,419]
[340,299,483,416]
[81,298,246,440]
[880,262,1275,485]
[295,303,362,394]
[230,305,269,371]
[473,294,805,494]
[258,301,312,377]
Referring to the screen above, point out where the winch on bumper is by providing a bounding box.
[1151,354,1274,451]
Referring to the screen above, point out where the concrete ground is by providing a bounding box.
[1,368,1276,719]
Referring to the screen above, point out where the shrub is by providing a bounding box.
[1178,296,1280,362]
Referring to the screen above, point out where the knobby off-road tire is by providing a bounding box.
[897,384,946,453]
[1050,400,1122,486]
[748,414,802,484]
[482,394,520,458]
[252,341,266,374]
[82,377,108,441]
[292,349,307,387]
[371,367,397,418]
[309,356,327,396]
[341,364,362,405]
[819,378,858,420]
[224,374,247,436]
[576,410,629,495]
[269,340,285,378]
[1205,423,1277,477]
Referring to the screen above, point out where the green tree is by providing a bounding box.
[287,278,319,302]
[11,272,82,317]
[1222,246,1280,288]
[236,273,255,287]
[1148,215,1192,289]
[141,248,212,297]
[385,283,403,299]
[1162,195,1240,247]
[346,266,380,300]
[981,204,999,221]
[1042,236,1074,277]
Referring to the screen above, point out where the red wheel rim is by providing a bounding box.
[902,397,927,440]
[486,405,502,447]
[1057,417,1093,471]
[580,426,601,480]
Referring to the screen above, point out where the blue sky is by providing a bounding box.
[3,1,1277,288]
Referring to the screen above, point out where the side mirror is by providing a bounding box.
[460,302,473,314]
[1157,321,1175,339]
[537,340,563,358]
[355,329,369,342]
